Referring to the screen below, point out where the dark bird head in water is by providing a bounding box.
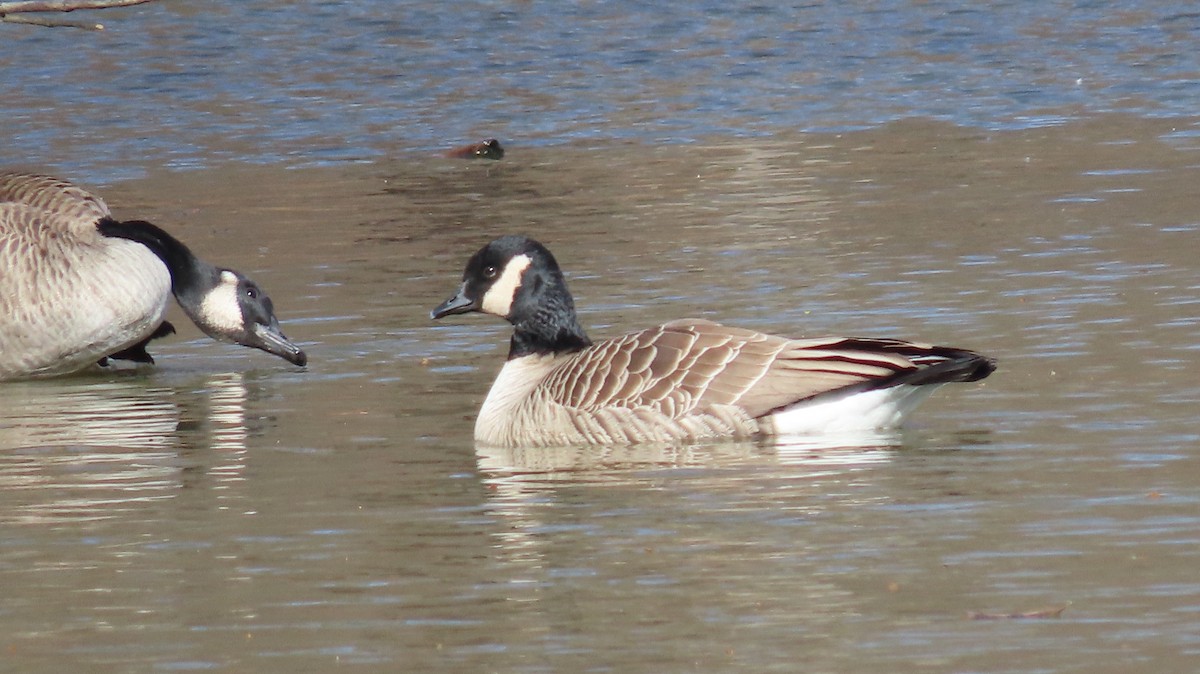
[445,138,504,160]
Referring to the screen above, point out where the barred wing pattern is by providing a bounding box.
[538,319,981,422]
[0,172,112,232]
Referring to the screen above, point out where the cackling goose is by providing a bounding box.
[0,172,307,380]
[431,235,996,447]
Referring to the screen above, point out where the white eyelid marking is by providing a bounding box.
[481,254,532,317]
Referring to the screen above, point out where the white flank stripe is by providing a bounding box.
[770,384,942,436]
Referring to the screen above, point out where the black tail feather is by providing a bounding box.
[888,348,997,387]
[795,340,996,406]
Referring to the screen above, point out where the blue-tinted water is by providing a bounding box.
[3,0,1200,181]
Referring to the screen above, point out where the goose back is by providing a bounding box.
[0,172,112,231]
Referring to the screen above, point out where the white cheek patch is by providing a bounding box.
[481,254,532,317]
[198,271,246,337]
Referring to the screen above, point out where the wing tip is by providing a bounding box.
[909,349,996,386]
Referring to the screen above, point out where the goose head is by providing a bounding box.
[432,235,590,357]
[177,267,308,367]
[97,217,307,367]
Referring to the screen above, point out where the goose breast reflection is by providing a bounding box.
[0,172,306,381]
[431,235,996,448]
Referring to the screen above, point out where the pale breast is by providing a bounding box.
[474,354,560,446]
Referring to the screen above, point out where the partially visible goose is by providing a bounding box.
[444,138,505,160]
[431,235,996,448]
[0,171,307,381]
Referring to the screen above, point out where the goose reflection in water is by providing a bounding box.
[474,432,897,479]
[471,436,891,632]
[473,435,898,566]
[0,373,255,523]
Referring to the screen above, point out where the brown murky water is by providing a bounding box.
[2,116,1199,672]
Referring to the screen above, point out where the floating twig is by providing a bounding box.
[0,0,158,30]
[967,603,1070,620]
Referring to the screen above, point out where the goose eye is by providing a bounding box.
[483,266,498,279]
[244,286,259,300]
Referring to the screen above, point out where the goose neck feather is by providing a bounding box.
[96,217,215,299]
[509,316,591,359]
[506,260,591,359]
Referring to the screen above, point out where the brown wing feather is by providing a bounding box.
[0,172,110,235]
[538,319,953,421]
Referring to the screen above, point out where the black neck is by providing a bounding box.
[96,217,209,295]
[507,291,592,359]
[509,321,592,359]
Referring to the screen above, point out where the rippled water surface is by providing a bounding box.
[2,2,1200,672]
[2,117,1197,673]
[5,1,1200,179]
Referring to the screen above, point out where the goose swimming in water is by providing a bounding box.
[444,138,504,160]
[432,235,995,448]
[0,171,306,381]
